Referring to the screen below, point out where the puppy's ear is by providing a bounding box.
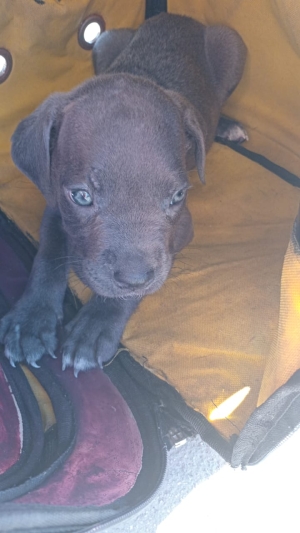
[165,90,206,184]
[11,93,69,204]
[172,206,194,253]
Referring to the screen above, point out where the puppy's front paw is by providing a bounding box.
[0,301,60,367]
[61,310,120,377]
[216,116,248,144]
[61,296,139,377]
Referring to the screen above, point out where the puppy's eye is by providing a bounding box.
[170,188,186,206]
[70,189,93,206]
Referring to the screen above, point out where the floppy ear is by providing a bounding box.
[11,93,69,204]
[165,90,206,184]
[172,206,194,253]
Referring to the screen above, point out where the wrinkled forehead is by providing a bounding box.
[57,84,185,177]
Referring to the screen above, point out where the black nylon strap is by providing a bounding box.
[0,359,77,502]
[29,363,76,463]
[0,355,45,494]
[216,137,300,188]
[145,0,167,19]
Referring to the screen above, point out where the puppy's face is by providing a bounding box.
[51,83,194,298]
[11,75,205,299]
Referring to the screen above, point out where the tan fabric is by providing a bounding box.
[123,142,300,437]
[169,0,300,177]
[0,0,145,240]
[258,230,300,405]
[0,1,300,437]
[124,0,300,434]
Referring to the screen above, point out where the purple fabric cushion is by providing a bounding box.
[0,234,143,506]
[0,367,21,474]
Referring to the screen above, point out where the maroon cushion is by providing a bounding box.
[18,359,143,506]
[0,234,143,506]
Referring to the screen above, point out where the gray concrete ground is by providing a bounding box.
[103,425,300,533]
[102,435,225,533]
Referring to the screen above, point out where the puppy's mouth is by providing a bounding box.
[73,259,172,300]
[82,273,167,300]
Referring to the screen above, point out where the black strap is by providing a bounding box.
[0,359,76,502]
[29,363,76,461]
[0,355,45,493]
[145,0,167,19]
[216,137,300,188]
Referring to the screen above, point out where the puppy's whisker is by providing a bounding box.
[49,255,79,261]
[53,259,84,272]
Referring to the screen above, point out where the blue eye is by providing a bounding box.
[170,188,186,206]
[71,189,93,206]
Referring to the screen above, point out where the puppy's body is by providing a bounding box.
[95,15,246,151]
[0,14,247,374]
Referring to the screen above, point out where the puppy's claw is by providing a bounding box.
[74,367,80,378]
[9,359,16,368]
[31,361,40,369]
[49,350,57,359]
[62,353,71,372]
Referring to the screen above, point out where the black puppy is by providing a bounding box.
[0,14,247,375]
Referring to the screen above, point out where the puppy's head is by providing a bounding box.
[11,74,206,298]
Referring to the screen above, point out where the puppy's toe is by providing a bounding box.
[0,304,59,367]
[21,335,49,366]
[62,340,99,376]
[62,351,98,377]
[61,327,119,375]
[225,123,249,143]
[95,335,119,368]
[216,116,248,144]
[3,325,24,365]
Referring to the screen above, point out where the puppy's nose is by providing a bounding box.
[113,267,154,289]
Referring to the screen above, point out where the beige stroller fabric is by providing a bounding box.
[123,145,299,437]
[1,0,300,438]
[0,0,145,239]
[169,0,300,178]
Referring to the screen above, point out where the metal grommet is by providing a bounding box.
[0,49,12,84]
[78,14,106,50]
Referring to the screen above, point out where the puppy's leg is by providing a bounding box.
[93,28,135,74]
[62,295,140,377]
[215,116,248,144]
[0,208,68,367]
